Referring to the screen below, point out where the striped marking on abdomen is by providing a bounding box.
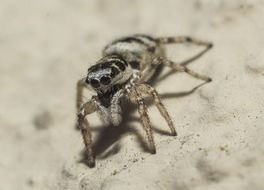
[107,34,157,52]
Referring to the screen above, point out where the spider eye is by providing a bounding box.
[85,77,90,84]
[100,76,111,85]
[90,79,100,88]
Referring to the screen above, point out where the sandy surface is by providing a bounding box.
[1,0,264,189]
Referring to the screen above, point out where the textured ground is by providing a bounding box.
[0,0,264,190]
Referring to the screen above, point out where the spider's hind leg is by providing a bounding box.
[156,36,213,82]
[162,58,212,82]
[137,84,177,136]
[157,36,213,66]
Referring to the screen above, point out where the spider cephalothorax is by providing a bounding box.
[86,56,133,107]
[76,34,213,167]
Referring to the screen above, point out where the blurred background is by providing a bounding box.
[0,0,263,190]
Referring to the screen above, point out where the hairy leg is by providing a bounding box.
[127,89,156,154]
[137,84,177,136]
[77,99,98,167]
[139,58,163,83]
[157,36,213,66]
[162,58,212,82]
[76,78,87,112]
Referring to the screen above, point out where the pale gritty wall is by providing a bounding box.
[0,0,263,190]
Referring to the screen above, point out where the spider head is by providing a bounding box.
[85,56,130,95]
[86,68,113,94]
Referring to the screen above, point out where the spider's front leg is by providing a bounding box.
[76,78,97,166]
[125,88,156,154]
[77,99,98,167]
[76,78,87,112]
[137,84,177,136]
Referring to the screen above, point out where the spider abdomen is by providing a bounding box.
[103,34,165,76]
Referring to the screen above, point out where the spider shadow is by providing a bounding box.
[78,81,207,167]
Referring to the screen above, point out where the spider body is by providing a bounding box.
[103,35,165,75]
[85,35,165,125]
[76,34,213,167]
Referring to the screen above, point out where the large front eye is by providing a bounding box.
[90,79,100,88]
[85,77,90,84]
[100,76,111,85]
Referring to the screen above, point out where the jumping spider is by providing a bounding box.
[76,34,213,167]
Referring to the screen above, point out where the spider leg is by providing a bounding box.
[157,36,213,66]
[139,58,162,83]
[76,78,87,112]
[77,99,98,167]
[162,58,212,82]
[127,89,156,154]
[137,84,177,136]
